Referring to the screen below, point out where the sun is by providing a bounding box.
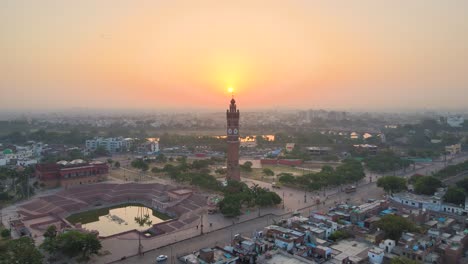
[228,87,234,94]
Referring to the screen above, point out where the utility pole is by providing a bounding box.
[303,167,306,204]
[200,214,204,235]
[282,192,285,209]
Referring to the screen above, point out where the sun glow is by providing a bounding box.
[228,87,234,94]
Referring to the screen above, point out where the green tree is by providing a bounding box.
[443,187,466,205]
[2,237,43,264]
[262,168,274,177]
[328,230,352,241]
[54,230,101,259]
[365,151,412,173]
[456,178,468,193]
[278,173,295,184]
[219,196,241,217]
[114,161,121,169]
[215,168,227,175]
[43,225,57,239]
[377,176,407,194]
[131,159,149,172]
[240,161,253,172]
[155,154,167,163]
[376,215,418,241]
[414,176,442,195]
[1,229,11,238]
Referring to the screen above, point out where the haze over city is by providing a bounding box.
[2,0,468,111]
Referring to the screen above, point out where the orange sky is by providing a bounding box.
[1,0,468,110]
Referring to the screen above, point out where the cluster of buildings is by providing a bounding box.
[85,137,134,153]
[390,188,468,216]
[0,142,43,167]
[180,196,468,264]
[85,137,160,155]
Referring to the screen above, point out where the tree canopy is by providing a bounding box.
[0,237,43,264]
[443,187,466,205]
[377,176,407,194]
[278,160,365,190]
[41,230,101,260]
[376,215,418,241]
[413,176,442,195]
[364,151,412,173]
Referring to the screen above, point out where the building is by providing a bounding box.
[226,97,240,181]
[85,137,132,153]
[35,160,108,188]
[136,139,160,155]
[285,143,295,152]
[446,116,464,128]
[306,146,331,155]
[445,143,462,155]
[389,189,467,215]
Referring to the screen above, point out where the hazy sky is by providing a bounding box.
[1,0,468,111]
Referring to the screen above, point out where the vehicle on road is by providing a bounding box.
[271,182,281,189]
[344,186,356,193]
[156,255,168,262]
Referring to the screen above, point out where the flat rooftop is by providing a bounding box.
[264,253,309,264]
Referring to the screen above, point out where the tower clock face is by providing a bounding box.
[233,128,238,135]
[227,128,232,134]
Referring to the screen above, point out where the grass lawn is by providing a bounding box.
[241,165,317,182]
[66,203,171,224]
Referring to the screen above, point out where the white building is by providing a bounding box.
[445,144,462,155]
[447,116,464,128]
[389,189,467,215]
[368,247,384,264]
[85,137,132,153]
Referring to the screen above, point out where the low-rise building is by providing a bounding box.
[389,190,467,215]
[35,160,108,188]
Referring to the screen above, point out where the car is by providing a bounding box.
[156,255,168,262]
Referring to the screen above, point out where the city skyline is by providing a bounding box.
[2,0,468,111]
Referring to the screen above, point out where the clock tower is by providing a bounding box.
[226,97,240,181]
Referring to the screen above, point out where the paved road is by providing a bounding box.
[115,214,279,264]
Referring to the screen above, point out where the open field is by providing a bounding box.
[241,165,320,182]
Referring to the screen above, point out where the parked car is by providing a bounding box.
[156,255,168,262]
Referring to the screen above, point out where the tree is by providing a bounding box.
[219,196,241,217]
[114,161,121,169]
[262,168,274,177]
[456,178,468,193]
[155,154,167,163]
[1,229,11,238]
[2,237,44,264]
[365,151,412,173]
[376,215,417,241]
[377,176,407,194]
[328,230,352,241]
[43,225,57,239]
[443,187,466,205]
[53,230,101,259]
[215,168,227,175]
[240,161,253,172]
[131,159,149,172]
[414,176,442,195]
[278,173,295,184]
